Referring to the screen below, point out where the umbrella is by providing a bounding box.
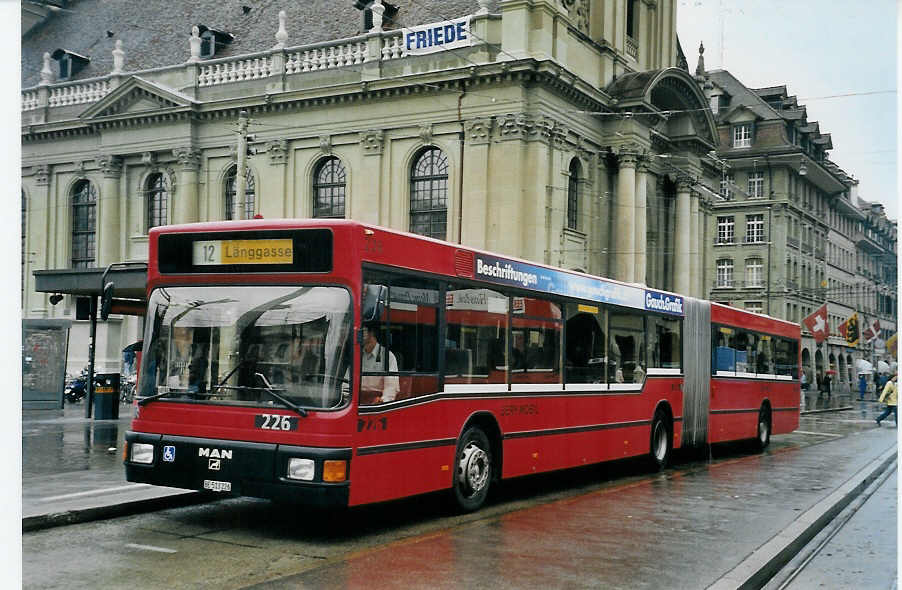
[877,360,891,374]
[855,359,874,374]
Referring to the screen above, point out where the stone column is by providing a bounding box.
[634,159,649,285]
[96,154,123,266]
[673,179,691,295]
[173,147,201,224]
[690,189,700,297]
[261,139,288,218]
[615,151,637,283]
[461,117,494,248]
[356,130,384,225]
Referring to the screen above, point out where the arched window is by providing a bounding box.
[71,180,96,268]
[567,158,581,230]
[224,166,256,220]
[409,147,448,239]
[145,173,169,231]
[312,157,346,218]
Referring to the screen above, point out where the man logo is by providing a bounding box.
[163,446,175,462]
[208,459,221,471]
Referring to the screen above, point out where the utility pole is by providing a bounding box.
[234,110,249,220]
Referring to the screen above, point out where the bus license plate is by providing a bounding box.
[203,479,232,493]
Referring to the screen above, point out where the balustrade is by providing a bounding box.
[47,79,111,107]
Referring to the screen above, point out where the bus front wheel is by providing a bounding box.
[452,427,492,512]
[649,410,672,470]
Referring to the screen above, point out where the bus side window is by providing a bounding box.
[647,314,681,370]
[756,335,774,376]
[445,286,508,385]
[565,306,606,384]
[511,297,561,385]
[388,276,440,399]
[713,326,735,375]
[609,311,645,384]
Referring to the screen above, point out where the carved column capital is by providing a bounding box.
[34,164,50,186]
[141,151,157,168]
[463,117,493,145]
[617,152,638,169]
[675,177,693,193]
[359,130,385,155]
[96,154,123,178]
[173,146,201,171]
[267,139,288,165]
[497,112,535,141]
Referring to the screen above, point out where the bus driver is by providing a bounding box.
[360,324,399,404]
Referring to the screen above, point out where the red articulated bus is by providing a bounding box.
[124,219,800,511]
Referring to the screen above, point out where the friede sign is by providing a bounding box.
[402,16,472,55]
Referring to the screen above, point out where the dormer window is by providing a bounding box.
[194,25,234,59]
[51,49,90,81]
[353,1,398,31]
[732,123,753,148]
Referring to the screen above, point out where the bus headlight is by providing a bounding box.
[130,443,155,464]
[287,458,315,481]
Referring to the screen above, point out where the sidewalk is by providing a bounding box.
[22,393,891,535]
[22,401,207,531]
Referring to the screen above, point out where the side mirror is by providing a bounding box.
[361,284,387,323]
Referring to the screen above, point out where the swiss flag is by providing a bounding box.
[803,304,829,344]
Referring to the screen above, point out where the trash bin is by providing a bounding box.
[93,373,120,420]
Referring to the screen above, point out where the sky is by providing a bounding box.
[676,0,898,219]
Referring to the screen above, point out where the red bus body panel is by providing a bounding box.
[708,303,801,443]
[129,220,799,507]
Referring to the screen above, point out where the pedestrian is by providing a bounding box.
[801,371,809,391]
[875,375,897,427]
[823,372,831,397]
[858,373,868,401]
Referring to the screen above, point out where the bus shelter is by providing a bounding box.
[32,263,147,418]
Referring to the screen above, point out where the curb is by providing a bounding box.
[707,444,898,590]
[800,406,853,415]
[23,491,217,533]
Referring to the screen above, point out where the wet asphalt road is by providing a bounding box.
[22,406,897,590]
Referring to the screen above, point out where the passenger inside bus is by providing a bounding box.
[360,324,400,404]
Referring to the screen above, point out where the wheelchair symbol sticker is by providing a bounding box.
[163,445,176,462]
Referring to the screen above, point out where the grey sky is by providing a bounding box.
[677,0,898,218]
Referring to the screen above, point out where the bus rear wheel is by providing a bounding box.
[754,406,771,452]
[452,427,492,512]
[649,410,672,471]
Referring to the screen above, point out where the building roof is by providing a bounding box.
[22,0,476,87]
[707,70,782,121]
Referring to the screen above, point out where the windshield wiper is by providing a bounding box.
[138,387,189,406]
[255,373,308,417]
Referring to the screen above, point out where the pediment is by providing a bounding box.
[721,105,763,124]
[80,76,196,120]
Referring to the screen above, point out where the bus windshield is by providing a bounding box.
[138,285,353,410]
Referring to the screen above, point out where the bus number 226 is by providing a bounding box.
[255,414,299,431]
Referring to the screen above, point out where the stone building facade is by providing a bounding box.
[23,0,725,373]
[697,66,897,392]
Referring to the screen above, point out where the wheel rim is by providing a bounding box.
[458,442,489,497]
[652,421,668,463]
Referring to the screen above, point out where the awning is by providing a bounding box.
[33,263,147,305]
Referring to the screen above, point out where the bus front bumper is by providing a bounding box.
[124,431,350,508]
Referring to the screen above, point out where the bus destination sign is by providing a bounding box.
[192,239,294,266]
